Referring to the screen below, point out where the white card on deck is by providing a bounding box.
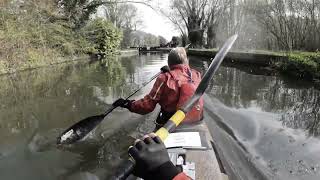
[164,132,202,148]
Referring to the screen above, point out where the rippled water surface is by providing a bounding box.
[0,53,319,180]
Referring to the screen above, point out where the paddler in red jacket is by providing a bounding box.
[113,47,203,129]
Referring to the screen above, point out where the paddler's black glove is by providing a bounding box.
[129,134,180,180]
[160,65,170,73]
[113,98,132,109]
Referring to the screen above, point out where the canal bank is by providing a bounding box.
[159,48,320,82]
[188,49,320,81]
[188,49,285,66]
[157,48,286,66]
[0,49,139,76]
[0,55,90,76]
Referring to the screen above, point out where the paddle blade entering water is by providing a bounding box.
[57,114,105,145]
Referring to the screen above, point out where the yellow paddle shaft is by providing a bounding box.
[155,110,186,141]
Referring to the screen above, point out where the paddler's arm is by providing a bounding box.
[173,173,191,180]
[129,133,191,180]
[127,74,167,114]
[113,66,169,114]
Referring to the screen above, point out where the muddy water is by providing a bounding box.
[0,53,319,180]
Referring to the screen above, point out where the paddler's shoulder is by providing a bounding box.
[157,72,170,82]
[191,68,202,77]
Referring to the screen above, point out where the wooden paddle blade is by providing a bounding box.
[57,114,105,145]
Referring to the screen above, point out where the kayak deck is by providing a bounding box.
[175,121,228,180]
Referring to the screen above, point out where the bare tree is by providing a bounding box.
[163,0,213,47]
[102,2,144,48]
[56,0,150,29]
[159,8,188,46]
[159,0,227,48]
[248,0,320,51]
[103,3,142,30]
[206,0,225,48]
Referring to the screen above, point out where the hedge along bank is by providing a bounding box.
[0,3,122,75]
[275,52,320,80]
[187,49,320,81]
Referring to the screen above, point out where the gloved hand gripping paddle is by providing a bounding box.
[128,135,180,180]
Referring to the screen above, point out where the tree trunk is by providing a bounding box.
[188,29,203,48]
[181,34,188,47]
[187,14,203,48]
[207,25,216,48]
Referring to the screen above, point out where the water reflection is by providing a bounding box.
[202,63,320,137]
[0,53,167,179]
[188,58,320,180]
[1,53,320,180]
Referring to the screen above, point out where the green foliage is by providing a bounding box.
[0,2,124,74]
[57,0,103,29]
[278,52,320,79]
[82,18,122,55]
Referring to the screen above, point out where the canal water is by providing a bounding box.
[0,53,319,180]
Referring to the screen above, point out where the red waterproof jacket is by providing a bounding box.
[173,172,191,180]
[129,64,203,124]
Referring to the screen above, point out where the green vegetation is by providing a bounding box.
[82,18,122,55]
[276,52,320,80]
[0,1,122,75]
[190,48,286,56]
[189,48,320,81]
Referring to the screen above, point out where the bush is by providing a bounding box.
[0,5,124,73]
[82,18,122,55]
[0,0,126,75]
[279,52,320,79]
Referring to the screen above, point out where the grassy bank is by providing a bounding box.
[0,4,122,75]
[186,48,320,81]
[187,48,285,67]
[276,52,320,80]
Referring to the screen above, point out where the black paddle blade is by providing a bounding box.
[57,114,105,145]
[57,72,159,145]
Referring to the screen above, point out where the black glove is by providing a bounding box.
[112,98,131,109]
[129,134,180,180]
[160,65,170,73]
